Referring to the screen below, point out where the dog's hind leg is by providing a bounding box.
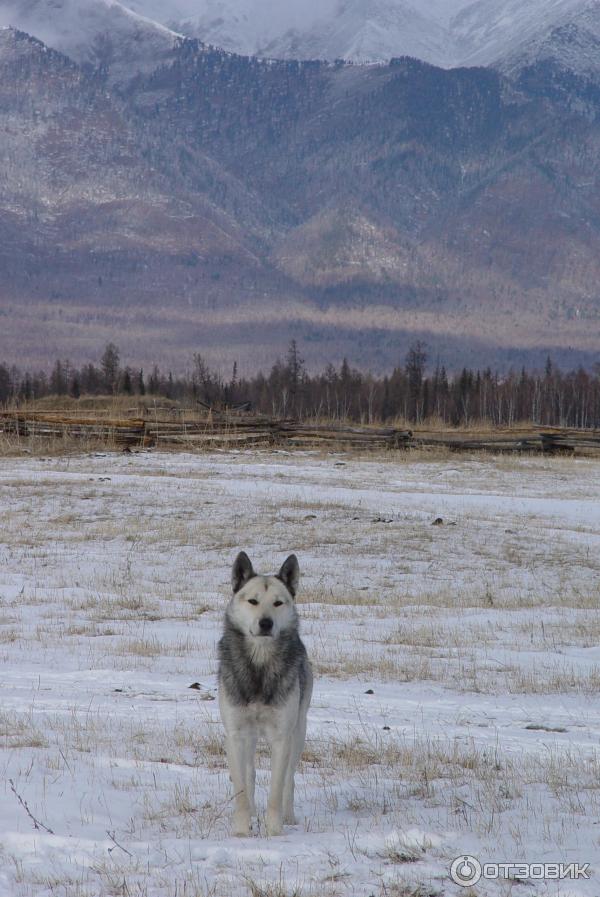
[282,736,300,824]
[225,734,253,836]
[284,670,313,825]
[266,732,293,836]
[244,732,257,817]
[283,711,308,825]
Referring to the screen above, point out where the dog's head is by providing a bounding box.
[227,551,299,639]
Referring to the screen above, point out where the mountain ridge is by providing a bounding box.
[121,0,600,74]
[4,0,600,74]
[2,24,600,372]
[0,0,182,82]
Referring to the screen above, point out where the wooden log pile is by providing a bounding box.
[2,408,600,455]
[0,412,146,446]
[146,415,284,447]
[414,426,600,454]
[414,432,541,453]
[539,430,600,454]
[274,422,412,449]
[0,411,412,451]
[145,417,412,449]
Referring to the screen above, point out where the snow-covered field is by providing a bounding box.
[1,449,599,897]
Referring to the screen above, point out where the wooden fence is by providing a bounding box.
[1,410,600,454]
[0,412,147,446]
[413,425,600,454]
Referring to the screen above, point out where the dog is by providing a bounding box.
[218,551,313,837]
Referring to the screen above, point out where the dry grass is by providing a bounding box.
[245,881,303,897]
[0,711,49,750]
[313,645,600,694]
[0,431,123,458]
[302,728,600,843]
[298,587,381,607]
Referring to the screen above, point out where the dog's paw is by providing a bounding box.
[265,808,283,836]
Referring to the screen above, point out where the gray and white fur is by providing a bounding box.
[218,551,313,836]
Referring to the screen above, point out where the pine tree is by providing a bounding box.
[70,375,81,399]
[50,360,68,395]
[148,365,160,395]
[405,341,427,422]
[122,367,133,395]
[286,340,305,414]
[100,343,120,393]
[0,365,10,404]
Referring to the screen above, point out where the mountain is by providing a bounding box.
[0,27,277,366]
[451,0,585,67]
[124,0,335,59]
[121,0,593,70]
[2,26,600,373]
[0,0,181,82]
[258,0,451,67]
[497,1,600,78]
[4,0,600,73]
[123,0,465,65]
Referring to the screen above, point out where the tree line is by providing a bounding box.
[2,341,600,428]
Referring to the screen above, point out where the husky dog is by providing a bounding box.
[218,551,313,837]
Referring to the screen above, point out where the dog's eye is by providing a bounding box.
[273,600,283,607]
[248,599,259,606]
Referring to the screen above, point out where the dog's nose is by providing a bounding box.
[259,617,274,633]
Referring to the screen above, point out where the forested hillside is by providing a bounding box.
[2,27,600,371]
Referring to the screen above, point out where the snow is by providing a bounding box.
[121,0,596,68]
[0,0,180,81]
[5,0,599,73]
[451,0,586,67]
[0,449,599,896]
[498,0,600,76]
[258,0,452,68]
[124,0,338,53]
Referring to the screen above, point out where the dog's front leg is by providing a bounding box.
[266,733,293,836]
[225,734,253,836]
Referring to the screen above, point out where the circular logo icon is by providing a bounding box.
[450,855,482,887]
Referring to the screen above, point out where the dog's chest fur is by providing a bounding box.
[218,617,308,707]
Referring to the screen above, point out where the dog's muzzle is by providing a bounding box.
[258,617,274,636]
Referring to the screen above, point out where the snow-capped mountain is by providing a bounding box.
[121,0,596,69]
[451,0,585,67]
[126,0,465,64]
[124,0,336,56]
[4,18,600,370]
[259,0,451,67]
[0,0,181,81]
[497,0,600,77]
[4,0,600,74]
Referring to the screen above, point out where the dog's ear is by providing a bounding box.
[232,551,255,593]
[277,554,299,599]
